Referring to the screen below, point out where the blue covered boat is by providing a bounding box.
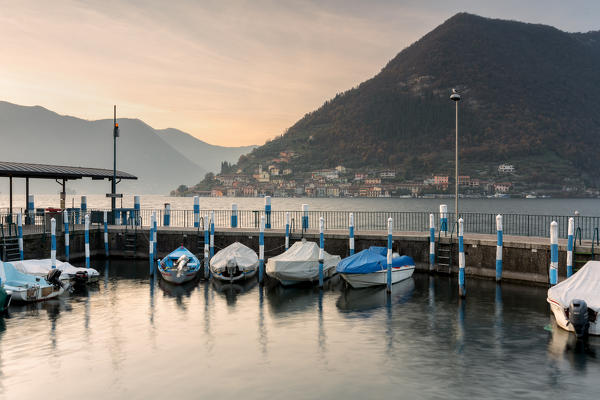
[157,246,201,284]
[336,247,415,288]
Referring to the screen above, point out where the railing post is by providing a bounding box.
[550,221,558,286]
[51,217,56,269]
[85,213,90,268]
[387,217,393,293]
[104,210,109,257]
[163,203,171,226]
[63,209,70,262]
[152,211,157,258]
[265,196,271,229]
[81,195,87,224]
[496,214,503,282]
[149,213,155,275]
[210,211,215,258]
[231,203,238,228]
[134,196,140,226]
[204,214,210,279]
[193,196,200,228]
[259,215,265,284]
[285,212,290,250]
[458,218,466,298]
[567,217,574,278]
[349,213,355,256]
[440,204,448,235]
[302,204,309,232]
[17,212,23,260]
[27,194,35,225]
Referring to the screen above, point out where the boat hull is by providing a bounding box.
[341,266,415,288]
[159,270,199,284]
[212,268,257,282]
[548,298,600,336]
[5,285,64,303]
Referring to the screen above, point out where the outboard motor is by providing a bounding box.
[46,269,63,289]
[74,270,89,286]
[226,258,239,280]
[175,254,189,278]
[568,299,590,339]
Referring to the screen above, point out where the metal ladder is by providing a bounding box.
[196,217,205,255]
[123,217,139,258]
[1,222,21,262]
[573,227,598,273]
[436,222,456,274]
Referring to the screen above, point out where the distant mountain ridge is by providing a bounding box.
[0,101,255,193]
[234,13,600,188]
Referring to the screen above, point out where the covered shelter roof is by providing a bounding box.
[0,161,137,180]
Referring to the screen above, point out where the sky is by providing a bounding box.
[1,0,599,147]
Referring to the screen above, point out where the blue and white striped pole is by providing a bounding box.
[204,214,210,279]
[85,213,90,268]
[259,215,265,284]
[265,196,271,229]
[319,217,324,288]
[193,196,200,228]
[285,212,290,250]
[51,218,56,269]
[149,213,155,275]
[440,204,448,235]
[567,217,574,278]
[429,213,435,272]
[231,203,238,228]
[81,195,87,224]
[63,210,70,262]
[349,213,355,256]
[210,211,215,258]
[17,212,23,260]
[152,211,157,259]
[27,194,35,225]
[550,221,558,286]
[163,204,171,226]
[104,210,109,257]
[387,217,393,293]
[134,195,141,225]
[302,204,309,231]
[496,214,503,282]
[458,218,466,297]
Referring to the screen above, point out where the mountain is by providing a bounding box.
[156,128,256,174]
[234,13,600,189]
[0,101,254,193]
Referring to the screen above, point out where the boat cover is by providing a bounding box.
[336,247,415,274]
[0,261,52,287]
[266,240,341,281]
[210,242,258,273]
[548,261,600,310]
[12,259,99,277]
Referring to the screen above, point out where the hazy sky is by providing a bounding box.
[1,0,598,146]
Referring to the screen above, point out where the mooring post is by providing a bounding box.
[210,211,215,258]
[349,213,355,256]
[63,210,70,262]
[550,221,558,286]
[27,194,35,225]
[265,196,271,229]
[81,195,87,224]
[319,216,324,288]
[134,195,140,226]
[85,214,90,268]
[193,196,200,228]
[496,214,503,282]
[440,204,448,235]
[204,214,210,279]
[259,215,265,284]
[149,213,155,275]
[387,217,393,293]
[231,203,238,228]
[17,212,23,260]
[302,204,309,232]
[429,213,435,272]
[567,217,574,278]
[51,217,56,269]
[152,211,157,259]
[163,203,171,227]
[104,211,109,257]
[285,211,290,250]
[458,218,466,297]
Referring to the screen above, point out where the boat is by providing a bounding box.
[0,283,11,313]
[157,246,201,284]
[525,194,537,199]
[0,261,67,302]
[547,261,600,337]
[210,242,258,282]
[266,239,341,286]
[13,259,99,285]
[336,247,415,288]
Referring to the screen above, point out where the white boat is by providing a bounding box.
[525,194,537,199]
[266,239,341,286]
[210,242,258,282]
[13,259,99,285]
[547,261,600,337]
[157,246,201,284]
[0,261,66,302]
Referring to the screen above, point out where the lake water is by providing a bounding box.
[1,260,599,399]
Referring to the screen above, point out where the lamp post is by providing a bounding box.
[450,89,461,223]
[111,106,120,224]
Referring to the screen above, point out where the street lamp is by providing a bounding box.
[450,89,460,223]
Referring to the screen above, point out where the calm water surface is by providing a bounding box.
[1,260,598,399]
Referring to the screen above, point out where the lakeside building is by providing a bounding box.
[498,164,515,173]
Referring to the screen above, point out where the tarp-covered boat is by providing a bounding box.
[336,247,415,288]
[158,246,201,284]
[547,261,600,337]
[266,239,341,286]
[0,261,66,302]
[13,259,99,285]
[210,242,258,282]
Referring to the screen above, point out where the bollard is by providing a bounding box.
[104,211,109,257]
[210,211,215,258]
[81,195,87,224]
[231,203,238,228]
[134,195,141,225]
[349,213,355,256]
[193,196,200,228]
[152,212,157,258]
[458,218,466,297]
[27,194,35,225]
[63,210,70,262]
[302,204,309,231]
[429,213,435,272]
[496,214,503,282]
[204,214,210,279]
[149,213,155,275]
[17,212,23,260]
[163,203,171,226]
[387,217,393,293]
[550,221,558,286]
[265,196,271,229]
[440,204,448,235]
[85,214,90,268]
[567,217,574,278]
[319,217,324,287]
[51,218,56,269]
[259,215,265,284]
[285,212,290,250]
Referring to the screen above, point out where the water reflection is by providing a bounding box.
[258,285,267,355]
[211,278,257,306]
[548,321,598,371]
[336,279,415,313]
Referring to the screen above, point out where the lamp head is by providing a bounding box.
[450,89,461,101]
